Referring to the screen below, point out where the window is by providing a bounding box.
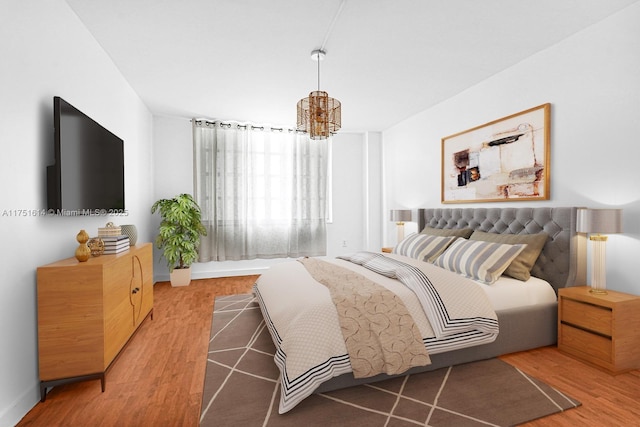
[193,120,329,261]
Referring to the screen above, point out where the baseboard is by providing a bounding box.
[154,266,269,283]
[0,383,39,427]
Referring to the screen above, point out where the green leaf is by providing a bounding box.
[150,193,207,272]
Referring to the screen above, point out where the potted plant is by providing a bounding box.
[151,193,207,287]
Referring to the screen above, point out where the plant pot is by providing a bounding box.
[170,267,191,287]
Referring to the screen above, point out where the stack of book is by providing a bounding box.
[101,235,130,254]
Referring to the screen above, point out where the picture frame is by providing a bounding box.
[441,103,550,203]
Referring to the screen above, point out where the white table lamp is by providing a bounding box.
[576,208,623,294]
[390,209,412,244]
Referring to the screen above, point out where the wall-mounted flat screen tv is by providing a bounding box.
[47,96,125,214]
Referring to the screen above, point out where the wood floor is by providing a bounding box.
[18,275,640,426]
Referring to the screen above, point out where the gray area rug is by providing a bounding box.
[200,294,580,426]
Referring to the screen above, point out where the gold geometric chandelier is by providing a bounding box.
[296,49,341,140]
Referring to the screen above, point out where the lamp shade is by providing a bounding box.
[390,209,412,222]
[297,91,341,140]
[296,50,341,140]
[576,208,623,234]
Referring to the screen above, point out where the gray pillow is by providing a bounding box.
[420,226,473,239]
[392,233,458,262]
[469,230,548,281]
[433,239,526,285]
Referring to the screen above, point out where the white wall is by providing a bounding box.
[383,2,640,295]
[151,117,383,280]
[0,2,154,425]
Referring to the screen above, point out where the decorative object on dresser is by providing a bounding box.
[120,224,138,246]
[441,103,550,203]
[36,243,154,401]
[101,235,130,254]
[576,208,623,294]
[389,209,412,243]
[151,193,207,287]
[558,286,640,374]
[87,237,105,257]
[74,229,91,262]
[98,221,121,237]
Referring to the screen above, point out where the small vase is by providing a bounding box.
[75,229,91,262]
[120,224,138,246]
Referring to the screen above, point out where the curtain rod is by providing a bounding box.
[192,119,301,133]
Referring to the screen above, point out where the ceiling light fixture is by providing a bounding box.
[296,49,341,140]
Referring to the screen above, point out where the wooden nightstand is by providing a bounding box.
[558,286,640,374]
[381,247,393,253]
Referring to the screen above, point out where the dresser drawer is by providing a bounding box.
[560,323,612,363]
[561,297,612,336]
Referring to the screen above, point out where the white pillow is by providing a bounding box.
[392,233,458,262]
[433,238,526,285]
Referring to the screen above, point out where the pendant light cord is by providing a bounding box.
[320,0,347,52]
[313,0,346,93]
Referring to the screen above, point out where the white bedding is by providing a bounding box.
[381,252,558,311]
[478,275,558,311]
[255,252,511,413]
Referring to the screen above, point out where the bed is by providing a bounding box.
[253,207,587,413]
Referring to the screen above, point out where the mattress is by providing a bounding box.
[479,275,558,310]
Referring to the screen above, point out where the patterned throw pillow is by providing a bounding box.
[392,233,458,263]
[433,238,526,285]
[469,231,548,281]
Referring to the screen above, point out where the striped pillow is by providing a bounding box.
[392,233,458,262]
[433,239,526,284]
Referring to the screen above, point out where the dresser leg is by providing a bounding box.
[40,383,47,402]
[38,374,105,402]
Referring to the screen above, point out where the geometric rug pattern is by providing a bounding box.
[200,294,580,426]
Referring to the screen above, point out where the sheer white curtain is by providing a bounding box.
[193,120,328,261]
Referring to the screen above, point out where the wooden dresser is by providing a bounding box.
[558,285,640,374]
[36,243,154,400]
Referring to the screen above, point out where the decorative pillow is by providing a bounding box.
[392,233,458,263]
[469,231,548,281]
[433,239,526,285]
[420,226,474,239]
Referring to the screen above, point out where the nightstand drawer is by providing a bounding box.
[560,323,612,363]
[561,297,612,336]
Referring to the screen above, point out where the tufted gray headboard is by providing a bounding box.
[418,207,586,293]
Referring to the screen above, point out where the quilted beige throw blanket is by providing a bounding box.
[298,257,431,378]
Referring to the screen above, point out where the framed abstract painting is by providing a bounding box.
[441,103,550,203]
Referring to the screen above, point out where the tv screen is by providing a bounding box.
[47,97,125,214]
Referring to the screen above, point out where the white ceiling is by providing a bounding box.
[65,0,637,132]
